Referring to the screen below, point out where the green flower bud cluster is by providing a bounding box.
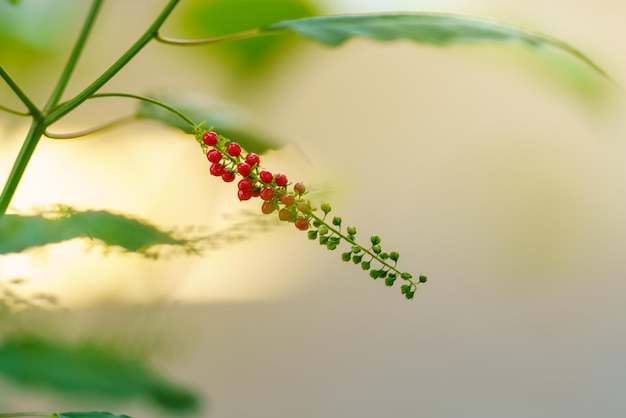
[195,127,427,300]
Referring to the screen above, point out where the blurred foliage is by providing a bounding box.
[0,206,190,257]
[136,92,281,153]
[177,0,321,78]
[0,335,198,412]
[56,413,132,418]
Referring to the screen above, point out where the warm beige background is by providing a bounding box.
[2,0,626,416]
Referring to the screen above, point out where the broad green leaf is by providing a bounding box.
[0,206,188,256]
[261,13,610,81]
[0,336,198,412]
[178,0,320,77]
[136,92,280,153]
[58,413,132,418]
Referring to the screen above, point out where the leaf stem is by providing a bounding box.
[89,92,197,127]
[45,0,181,125]
[44,115,137,139]
[0,65,40,117]
[0,121,46,215]
[0,414,54,417]
[0,104,30,117]
[44,0,104,110]
[154,28,268,46]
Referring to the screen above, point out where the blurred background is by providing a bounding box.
[1,0,626,416]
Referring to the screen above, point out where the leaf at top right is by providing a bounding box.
[262,13,612,84]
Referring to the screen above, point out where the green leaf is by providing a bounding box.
[136,92,279,153]
[0,336,198,412]
[58,413,132,418]
[0,206,188,256]
[262,13,610,81]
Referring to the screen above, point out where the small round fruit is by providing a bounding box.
[275,173,288,187]
[245,153,260,167]
[278,208,294,221]
[260,187,274,201]
[280,194,295,206]
[238,178,253,192]
[202,131,218,146]
[259,170,273,183]
[226,142,242,157]
[250,188,261,198]
[238,189,252,201]
[297,202,310,213]
[210,163,224,176]
[222,171,235,182]
[207,149,222,163]
[237,162,251,177]
[294,182,306,194]
[261,201,276,214]
[294,217,309,230]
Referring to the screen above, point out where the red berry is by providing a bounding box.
[226,142,242,157]
[238,189,252,201]
[237,162,252,177]
[294,182,306,194]
[207,149,222,163]
[202,131,219,146]
[294,217,309,230]
[261,201,276,214]
[275,173,288,187]
[250,188,261,198]
[238,178,253,192]
[245,153,260,167]
[280,194,295,206]
[210,163,224,176]
[259,170,273,183]
[222,171,235,182]
[278,208,294,221]
[260,187,275,201]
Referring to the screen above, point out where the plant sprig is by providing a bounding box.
[194,127,427,300]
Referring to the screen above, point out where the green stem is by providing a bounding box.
[308,212,418,288]
[0,414,54,417]
[0,121,45,215]
[0,65,40,117]
[44,0,104,110]
[154,28,266,46]
[45,115,137,139]
[90,92,197,127]
[0,104,30,117]
[45,0,180,125]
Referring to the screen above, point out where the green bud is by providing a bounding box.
[370,235,381,245]
[341,252,352,262]
[405,291,415,300]
[419,275,428,283]
[307,230,318,240]
[320,203,332,214]
[380,252,389,260]
[332,216,342,226]
[369,270,380,279]
[384,276,397,287]
[347,226,357,235]
[312,219,322,228]
[378,270,388,278]
[389,251,400,262]
[329,236,341,244]
[319,235,329,245]
[351,245,362,254]
[326,241,338,250]
[361,261,371,271]
[352,254,363,264]
[372,244,382,254]
[400,272,412,280]
[318,225,329,235]
[400,284,411,294]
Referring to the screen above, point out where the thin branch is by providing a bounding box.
[44,0,104,110]
[0,103,30,117]
[154,28,266,46]
[0,65,40,118]
[44,115,137,139]
[89,92,197,127]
